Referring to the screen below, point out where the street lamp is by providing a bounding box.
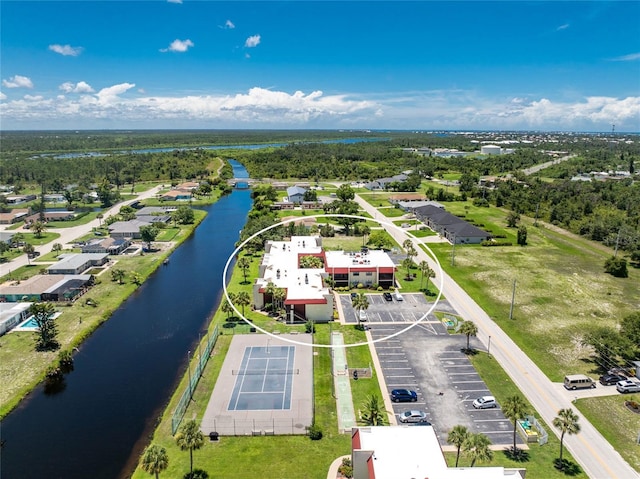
[488,336,492,358]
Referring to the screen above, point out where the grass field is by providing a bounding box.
[576,394,640,471]
[424,202,639,381]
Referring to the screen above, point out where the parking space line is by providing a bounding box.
[473,419,507,422]
[454,380,487,384]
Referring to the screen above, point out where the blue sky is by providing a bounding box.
[1,1,639,131]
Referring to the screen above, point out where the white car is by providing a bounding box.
[616,380,640,394]
[398,410,429,423]
[359,309,367,322]
[472,396,497,409]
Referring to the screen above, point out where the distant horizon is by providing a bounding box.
[1,128,639,135]
[1,1,638,131]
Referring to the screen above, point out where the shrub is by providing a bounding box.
[604,256,628,278]
[308,423,323,440]
[481,240,513,247]
[183,469,209,479]
[305,320,316,334]
[338,458,353,478]
[357,283,364,289]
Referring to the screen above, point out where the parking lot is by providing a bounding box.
[339,292,457,325]
[369,323,523,447]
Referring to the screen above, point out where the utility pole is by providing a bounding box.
[509,279,516,319]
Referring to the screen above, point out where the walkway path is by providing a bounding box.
[355,194,639,479]
[331,332,357,433]
[523,154,576,175]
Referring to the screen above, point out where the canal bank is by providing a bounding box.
[0,160,253,479]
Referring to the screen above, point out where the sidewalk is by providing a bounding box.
[331,332,357,433]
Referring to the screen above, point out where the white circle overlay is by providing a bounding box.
[222,213,444,348]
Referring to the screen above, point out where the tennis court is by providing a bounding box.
[201,334,313,436]
[228,345,296,411]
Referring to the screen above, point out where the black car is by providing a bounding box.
[390,389,418,402]
[350,292,358,301]
[599,374,626,386]
[383,292,393,301]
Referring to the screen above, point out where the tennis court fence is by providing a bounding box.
[171,325,219,434]
[231,368,300,376]
[203,417,312,436]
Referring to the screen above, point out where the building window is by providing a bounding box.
[352,272,359,276]
[366,272,372,276]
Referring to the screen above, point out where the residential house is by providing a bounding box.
[160,190,192,201]
[47,253,108,275]
[388,193,427,204]
[0,275,94,303]
[413,205,491,244]
[0,302,32,336]
[0,208,30,224]
[80,237,131,255]
[286,186,307,204]
[108,219,152,239]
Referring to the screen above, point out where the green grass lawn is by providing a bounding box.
[156,227,180,241]
[576,394,640,472]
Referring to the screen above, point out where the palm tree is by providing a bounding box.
[175,419,204,473]
[553,408,580,465]
[502,395,528,455]
[360,224,370,246]
[111,268,126,284]
[447,425,470,467]
[235,291,251,316]
[360,394,387,426]
[31,220,46,238]
[237,256,251,284]
[97,213,104,227]
[352,292,369,327]
[401,257,414,281]
[131,272,142,285]
[221,297,234,320]
[463,432,493,466]
[273,288,286,319]
[419,260,434,292]
[23,243,35,265]
[141,444,169,479]
[264,281,276,312]
[458,320,478,351]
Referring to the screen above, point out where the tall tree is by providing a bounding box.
[141,444,169,479]
[360,394,387,426]
[502,395,528,456]
[459,320,478,351]
[30,302,58,351]
[31,220,46,238]
[111,268,126,284]
[447,425,470,467]
[140,224,160,251]
[517,225,528,246]
[553,408,580,466]
[419,260,434,292]
[235,291,251,316]
[352,292,370,327]
[23,243,35,265]
[237,256,251,284]
[175,419,204,473]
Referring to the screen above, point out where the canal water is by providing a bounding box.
[0,161,252,479]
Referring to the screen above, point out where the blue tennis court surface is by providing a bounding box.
[228,345,296,411]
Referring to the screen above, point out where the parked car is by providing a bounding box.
[472,396,497,409]
[390,389,418,402]
[394,288,403,301]
[616,380,640,394]
[359,309,367,322]
[398,410,428,423]
[599,374,626,386]
[383,292,393,301]
[350,292,358,301]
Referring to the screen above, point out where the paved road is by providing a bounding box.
[0,185,163,277]
[355,194,639,479]
[523,154,576,175]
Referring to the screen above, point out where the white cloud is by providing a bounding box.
[167,0,182,3]
[48,44,83,56]
[59,81,94,93]
[2,75,34,89]
[610,52,640,62]
[0,92,6,101]
[221,19,235,29]
[556,24,570,31]
[0,85,638,131]
[245,35,261,48]
[160,39,194,53]
[24,95,44,101]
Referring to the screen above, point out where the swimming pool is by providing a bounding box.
[15,312,62,331]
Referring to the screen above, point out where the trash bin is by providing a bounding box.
[209,432,219,441]
[353,370,359,380]
[250,327,256,333]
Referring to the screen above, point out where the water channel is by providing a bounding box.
[0,160,252,479]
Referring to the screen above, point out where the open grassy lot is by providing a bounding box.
[425,201,640,381]
[576,394,640,472]
[0,211,206,418]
